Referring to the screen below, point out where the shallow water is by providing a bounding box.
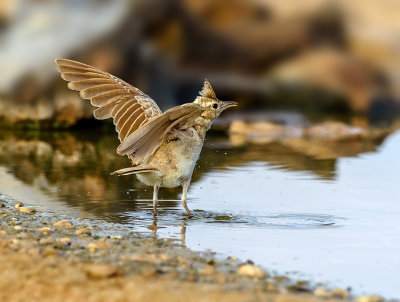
[0,128,399,298]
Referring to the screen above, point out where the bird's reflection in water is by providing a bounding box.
[0,128,392,228]
[146,215,187,246]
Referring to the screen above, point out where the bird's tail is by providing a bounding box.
[111,167,157,176]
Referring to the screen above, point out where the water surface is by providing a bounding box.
[0,128,399,298]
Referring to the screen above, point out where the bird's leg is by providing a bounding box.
[153,185,159,215]
[181,179,192,216]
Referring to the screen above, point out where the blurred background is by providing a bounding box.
[1,0,400,130]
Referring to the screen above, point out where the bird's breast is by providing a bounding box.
[144,128,203,188]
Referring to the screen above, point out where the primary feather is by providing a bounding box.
[55,58,162,142]
[55,59,204,165]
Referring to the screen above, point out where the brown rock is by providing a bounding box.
[357,295,384,302]
[53,220,73,228]
[237,264,267,278]
[308,121,364,140]
[39,227,52,235]
[87,240,112,251]
[75,229,91,236]
[56,237,71,245]
[85,264,119,279]
[14,202,23,209]
[42,246,57,257]
[18,207,36,214]
[332,288,349,298]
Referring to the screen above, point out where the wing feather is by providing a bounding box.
[55,58,162,142]
[117,103,204,165]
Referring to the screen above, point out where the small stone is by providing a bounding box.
[332,288,349,298]
[14,202,23,209]
[39,227,52,235]
[42,246,57,257]
[18,207,36,214]
[110,235,121,240]
[357,295,384,302]
[53,220,73,228]
[85,264,119,279]
[57,237,71,245]
[75,229,91,236]
[13,226,23,231]
[87,240,112,251]
[39,237,55,245]
[314,288,331,298]
[237,264,267,278]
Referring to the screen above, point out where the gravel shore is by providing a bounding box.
[0,195,380,302]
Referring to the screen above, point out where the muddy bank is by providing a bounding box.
[0,194,372,302]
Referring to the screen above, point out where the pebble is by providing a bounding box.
[14,226,24,231]
[39,227,52,235]
[42,246,57,257]
[237,264,267,278]
[357,295,384,302]
[314,288,331,298]
[39,237,55,245]
[57,237,71,245]
[85,264,119,279]
[75,229,91,236]
[18,207,36,214]
[87,240,112,251]
[332,288,349,298]
[14,202,23,209]
[53,220,73,228]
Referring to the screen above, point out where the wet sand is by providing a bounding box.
[0,195,363,302]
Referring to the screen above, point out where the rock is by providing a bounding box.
[42,246,57,257]
[357,295,384,302]
[18,207,36,214]
[39,227,52,235]
[85,264,119,279]
[75,229,91,236]
[308,121,364,140]
[332,288,349,298]
[53,220,73,228]
[237,264,267,278]
[14,202,23,209]
[56,237,71,245]
[13,226,23,231]
[314,288,331,298]
[87,240,112,251]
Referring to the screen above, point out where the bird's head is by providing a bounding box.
[193,80,238,120]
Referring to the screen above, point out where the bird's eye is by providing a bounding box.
[212,103,218,109]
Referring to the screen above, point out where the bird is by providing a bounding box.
[55,59,237,216]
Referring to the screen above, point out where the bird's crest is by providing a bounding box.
[199,80,216,99]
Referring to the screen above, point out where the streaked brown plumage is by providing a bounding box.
[55,59,237,215]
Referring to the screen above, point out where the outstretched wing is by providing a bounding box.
[118,103,204,165]
[55,59,162,142]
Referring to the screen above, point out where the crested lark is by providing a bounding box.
[56,59,237,216]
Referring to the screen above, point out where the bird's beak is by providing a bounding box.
[221,101,238,111]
